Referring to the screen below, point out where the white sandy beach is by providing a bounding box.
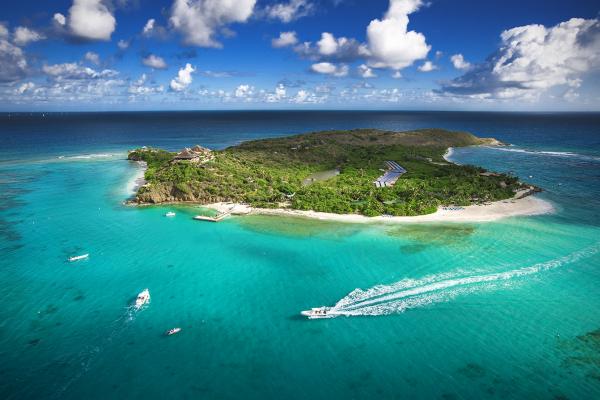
[204,190,553,224]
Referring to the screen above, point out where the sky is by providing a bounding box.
[0,0,599,111]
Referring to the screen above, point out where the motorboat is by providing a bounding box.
[166,327,181,336]
[135,289,150,309]
[301,307,336,319]
[68,254,89,262]
[165,211,176,217]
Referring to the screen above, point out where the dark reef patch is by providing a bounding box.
[457,362,486,379]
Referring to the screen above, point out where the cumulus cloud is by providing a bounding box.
[13,27,46,46]
[292,32,367,63]
[17,82,35,94]
[142,54,167,69]
[65,0,117,41]
[418,60,437,72]
[53,13,67,26]
[272,31,298,48]
[84,51,100,65]
[441,18,600,99]
[42,62,118,80]
[0,39,28,82]
[117,39,130,49]
[311,62,348,77]
[366,0,430,71]
[170,63,195,91]
[266,83,286,102]
[234,84,254,98]
[264,0,313,23]
[169,0,256,47]
[358,64,376,78]
[142,19,155,35]
[128,73,165,96]
[450,54,470,70]
[0,24,8,39]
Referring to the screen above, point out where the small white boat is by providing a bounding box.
[165,211,176,217]
[68,254,89,262]
[166,327,181,336]
[135,289,150,309]
[301,307,336,319]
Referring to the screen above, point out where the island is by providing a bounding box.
[127,128,551,222]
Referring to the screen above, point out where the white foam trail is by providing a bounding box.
[329,243,600,317]
[484,146,600,162]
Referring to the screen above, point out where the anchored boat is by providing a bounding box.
[166,327,181,336]
[68,254,89,262]
[165,211,176,217]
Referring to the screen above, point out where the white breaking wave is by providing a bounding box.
[484,146,600,162]
[328,243,600,317]
[57,153,115,161]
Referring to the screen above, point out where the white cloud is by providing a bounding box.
[418,60,437,72]
[311,62,348,77]
[234,84,254,98]
[13,27,45,46]
[317,32,339,56]
[366,0,430,71]
[84,51,100,65]
[450,54,471,70]
[392,71,402,79]
[66,0,116,41]
[53,13,67,26]
[170,63,195,91]
[272,31,298,48]
[169,0,256,47]
[142,18,155,35]
[117,39,130,49]
[291,89,326,104]
[142,54,167,69]
[358,64,376,78]
[293,32,366,63]
[128,73,165,96]
[17,82,35,94]
[265,0,313,23]
[0,39,28,82]
[42,62,118,80]
[442,18,600,100]
[0,24,8,39]
[266,83,287,102]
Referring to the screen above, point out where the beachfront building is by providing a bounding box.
[173,145,214,164]
[374,161,407,187]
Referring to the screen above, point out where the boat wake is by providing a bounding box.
[484,146,600,163]
[324,243,600,318]
[53,305,145,398]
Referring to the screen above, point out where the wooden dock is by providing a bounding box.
[193,211,230,222]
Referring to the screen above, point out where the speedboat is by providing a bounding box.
[166,327,181,336]
[135,289,150,309]
[301,307,335,319]
[68,253,89,262]
[165,211,176,217]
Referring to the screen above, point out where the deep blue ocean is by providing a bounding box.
[1,111,599,399]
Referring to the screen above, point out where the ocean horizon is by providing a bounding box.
[1,111,600,399]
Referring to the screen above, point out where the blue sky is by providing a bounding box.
[0,0,598,111]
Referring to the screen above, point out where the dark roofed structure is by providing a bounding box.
[174,148,198,160]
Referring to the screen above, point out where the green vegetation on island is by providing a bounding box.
[128,128,533,217]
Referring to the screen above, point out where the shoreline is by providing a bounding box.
[126,161,147,196]
[198,188,553,224]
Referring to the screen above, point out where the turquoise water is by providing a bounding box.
[1,112,600,399]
